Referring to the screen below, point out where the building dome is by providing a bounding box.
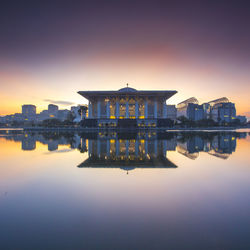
[118,87,137,92]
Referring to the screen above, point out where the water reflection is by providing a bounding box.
[0,129,250,250]
[1,130,247,167]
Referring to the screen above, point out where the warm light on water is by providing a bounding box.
[0,129,250,249]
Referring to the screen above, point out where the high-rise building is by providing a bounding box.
[187,103,205,121]
[22,105,36,120]
[208,97,229,121]
[22,105,36,116]
[217,102,236,123]
[48,104,58,118]
[202,103,211,119]
[177,97,199,118]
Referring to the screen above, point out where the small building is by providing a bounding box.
[57,109,70,121]
[37,110,49,121]
[236,115,247,124]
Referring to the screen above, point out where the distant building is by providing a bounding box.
[38,110,49,121]
[0,116,5,123]
[57,109,70,121]
[208,97,229,122]
[217,102,236,123]
[48,104,58,118]
[166,105,177,121]
[22,105,36,120]
[202,103,211,119]
[177,97,198,118]
[236,115,247,124]
[71,105,88,122]
[13,113,25,122]
[187,103,205,121]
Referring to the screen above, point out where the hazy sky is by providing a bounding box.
[0,0,249,116]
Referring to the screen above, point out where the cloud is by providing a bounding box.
[43,99,75,106]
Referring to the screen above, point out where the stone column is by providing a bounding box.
[125,140,129,157]
[144,100,148,119]
[145,140,148,155]
[106,101,110,118]
[107,140,110,156]
[135,101,139,118]
[154,139,158,156]
[88,140,92,156]
[116,101,120,118]
[163,102,167,118]
[97,100,101,119]
[97,140,100,157]
[88,101,92,118]
[115,140,120,156]
[125,101,129,118]
[163,140,167,158]
[154,100,157,119]
[135,140,139,156]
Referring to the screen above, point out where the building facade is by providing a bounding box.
[217,102,236,123]
[22,104,36,121]
[236,115,247,124]
[166,105,177,121]
[48,104,59,117]
[78,87,177,127]
[209,101,236,123]
[187,103,205,121]
[22,105,36,116]
[177,97,199,118]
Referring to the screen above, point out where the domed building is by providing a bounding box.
[78,86,177,128]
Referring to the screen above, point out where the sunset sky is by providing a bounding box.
[0,0,249,117]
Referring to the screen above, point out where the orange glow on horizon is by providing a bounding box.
[0,53,249,117]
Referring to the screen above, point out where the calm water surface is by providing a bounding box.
[0,129,250,250]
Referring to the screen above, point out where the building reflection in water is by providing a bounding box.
[79,135,178,171]
[0,130,247,168]
[176,133,237,159]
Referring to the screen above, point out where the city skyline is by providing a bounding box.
[1,1,250,118]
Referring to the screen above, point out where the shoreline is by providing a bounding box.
[0,126,249,132]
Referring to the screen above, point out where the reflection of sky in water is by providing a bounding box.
[0,130,250,249]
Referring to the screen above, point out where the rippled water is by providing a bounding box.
[0,129,250,249]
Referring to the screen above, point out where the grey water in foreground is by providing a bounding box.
[0,129,250,250]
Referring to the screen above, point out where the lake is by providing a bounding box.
[0,129,250,249]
